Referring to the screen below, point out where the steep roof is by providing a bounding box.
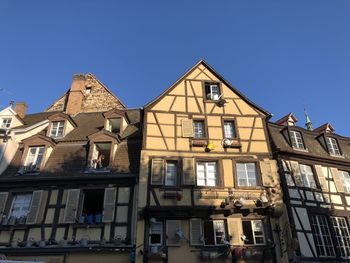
[144,59,271,116]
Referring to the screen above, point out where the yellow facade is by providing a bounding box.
[137,61,289,263]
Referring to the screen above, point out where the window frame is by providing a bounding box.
[235,162,261,188]
[241,219,266,246]
[310,214,335,258]
[203,219,228,246]
[203,82,222,101]
[289,130,306,150]
[23,146,46,171]
[196,161,219,187]
[299,164,317,189]
[8,193,33,220]
[90,141,113,170]
[330,216,350,259]
[1,118,12,129]
[339,171,350,193]
[192,119,207,139]
[49,120,66,138]
[222,119,237,139]
[164,160,179,187]
[326,137,342,156]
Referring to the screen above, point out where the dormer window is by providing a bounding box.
[91,142,112,170]
[1,118,12,129]
[205,83,221,101]
[106,118,122,133]
[326,137,341,156]
[50,121,65,138]
[23,146,45,173]
[290,131,305,149]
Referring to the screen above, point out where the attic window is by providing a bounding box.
[290,131,305,150]
[205,83,221,101]
[50,121,65,138]
[91,142,112,170]
[21,146,45,173]
[85,87,92,94]
[1,118,12,129]
[326,137,341,156]
[106,118,121,133]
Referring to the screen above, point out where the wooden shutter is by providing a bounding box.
[331,168,345,193]
[281,160,291,173]
[26,190,43,224]
[0,192,8,216]
[190,218,203,245]
[166,220,181,246]
[315,165,328,191]
[103,188,116,222]
[259,159,274,187]
[227,217,243,245]
[181,119,193,138]
[183,158,195,185]
[151,159,164,185]
[63,189,80,223]
[290,161,303,186]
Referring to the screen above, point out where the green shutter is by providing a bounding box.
[183,158,195,185]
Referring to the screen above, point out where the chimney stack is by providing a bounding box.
[65,74,86,115]
[14,102,27,119]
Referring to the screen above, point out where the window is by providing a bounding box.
[50,121,65,137]
[340,171,350,193]
[326,137,341,156]
[91,142,112,169]
[24,146,45,171]
[242,220,265,245]
[203,220,227,245]
[106,118,122,133]
[310,215,335,257]
[205,83,221,100]
[85,87,92,94]
[81,189,104,222]
[223,121,236,139]
[236,163,258,187]
[1,118,12,129]
[299,164,317,188]
[290,131,305,149]
[193,120,205,138]
[196,162,218,186]
[331,217,350,258]
[9,194,32,220]
[165,161,178,186]
[149,221,162,246]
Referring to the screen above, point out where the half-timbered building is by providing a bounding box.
[269,114,350,262]
[136,60,289,263]
[0,74,141,263]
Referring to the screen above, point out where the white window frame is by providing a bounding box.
[310,214,335,258]
[50,121,65,137]
[290,130,305,149]
[340,171,350,193]
[299,164,317,188]
[193,120,205,139]
[203,220,227,246]
[1,118,12,129]
[242,220,266,245]
[24,146,45,170]
[165,161,178,186]
[224,121,236,139]
[196,162,218,186]
[326,137,341,156]
[236,163,258,187]
[9,193,32,219]
[149,221,163,246]
[331,216,350,259]
[209,84,220,100]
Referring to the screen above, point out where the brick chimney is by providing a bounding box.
[65,74,86,115]
[14,102,27,119]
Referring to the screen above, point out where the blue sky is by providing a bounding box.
[0,1,349,134]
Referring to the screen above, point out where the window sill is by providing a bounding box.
[72,223,104,229]
[292,147,309,152]
[84,168,111,173]
[330,153,345,159]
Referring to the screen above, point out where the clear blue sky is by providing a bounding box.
[0,1,349,135]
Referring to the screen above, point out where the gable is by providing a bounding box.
[145,60,269,117]
[0,106,24,128]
